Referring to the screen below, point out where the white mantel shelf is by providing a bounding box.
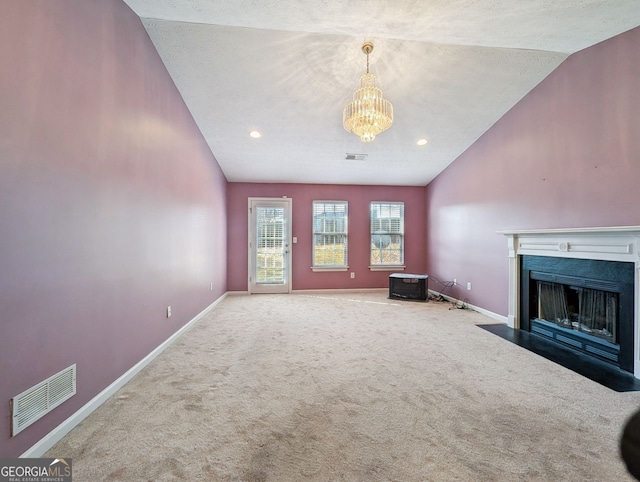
[499,226,640,235]
[500,226,640,379]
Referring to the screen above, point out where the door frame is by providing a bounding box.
[247,197,293,294]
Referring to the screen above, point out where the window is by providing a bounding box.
[312,201,348,269]
[370,202,404,268]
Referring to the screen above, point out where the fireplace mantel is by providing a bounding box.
[500,226,640,378]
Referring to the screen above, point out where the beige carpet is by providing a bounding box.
[47,292,640,481]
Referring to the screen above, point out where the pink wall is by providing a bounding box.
[0,1,227,457]
[425,26,640,316]
[228,183,426,291]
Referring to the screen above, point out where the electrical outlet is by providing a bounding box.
[453,278,457,285]
[467,282,472,291]
[167,306,172,318]
[350,272,355,279]
[210,281,213,291]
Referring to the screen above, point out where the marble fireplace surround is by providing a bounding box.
[501,226,640,379]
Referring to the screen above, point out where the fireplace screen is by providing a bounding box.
[536,281,618,344]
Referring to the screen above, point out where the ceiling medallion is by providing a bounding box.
[343,42,393,143]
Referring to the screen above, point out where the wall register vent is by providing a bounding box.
[11,364,76,436]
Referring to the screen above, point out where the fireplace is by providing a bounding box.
[501,226,640,379]
[520,255,634,371]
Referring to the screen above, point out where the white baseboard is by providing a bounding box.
[230,288,387,295]
[428,290,508,324]
[293,288,387,294]
[21,293,228,458]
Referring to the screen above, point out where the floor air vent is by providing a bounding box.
[11,364,76,436]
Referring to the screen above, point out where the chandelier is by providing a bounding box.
[343,42,393,142]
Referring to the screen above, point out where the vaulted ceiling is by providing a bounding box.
[123,1,640,186]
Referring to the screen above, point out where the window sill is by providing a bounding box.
[311,267,349,272]
[369,266,406,272]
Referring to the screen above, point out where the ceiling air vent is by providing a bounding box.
[11,364,76,436]
[345,153,368,161]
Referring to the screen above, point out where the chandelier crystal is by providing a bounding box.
[343,42,393,142]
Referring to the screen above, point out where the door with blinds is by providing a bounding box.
[248,198,292,294]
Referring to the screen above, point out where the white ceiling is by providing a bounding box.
[123,0,640,186]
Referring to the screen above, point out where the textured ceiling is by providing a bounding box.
[123,0,640,186]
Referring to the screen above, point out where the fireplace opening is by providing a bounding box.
[535,281,618,344]
[521,256,634,373]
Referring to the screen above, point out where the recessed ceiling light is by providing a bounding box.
[249,130,261,139]
[417,138,428,146]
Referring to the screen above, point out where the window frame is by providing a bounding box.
[311,200,349,271]
[369,201,406,271]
